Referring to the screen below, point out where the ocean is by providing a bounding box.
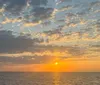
[0,72,100,85]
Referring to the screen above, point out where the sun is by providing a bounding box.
[55,62,58,65]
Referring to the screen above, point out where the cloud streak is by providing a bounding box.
[0,30,42,53]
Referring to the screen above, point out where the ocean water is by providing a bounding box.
[0,72,100,85]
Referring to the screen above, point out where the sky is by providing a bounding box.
[0,0,100,72]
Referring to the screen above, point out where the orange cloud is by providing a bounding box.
[1,17,22,24]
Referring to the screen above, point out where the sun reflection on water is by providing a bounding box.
[53,72,60,85]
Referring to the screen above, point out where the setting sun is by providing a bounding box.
[55,62,58,65]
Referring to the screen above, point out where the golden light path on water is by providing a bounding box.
[53,72,60,85]
[53,62,60,85]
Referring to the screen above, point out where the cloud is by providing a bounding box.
[0,45,87,64]
[40,30,100,47]
[0,30,42,53]
[22,21,42,28]
[0,0,26,14]
[67,46,86,56]
[89,44,100,53]
[32,7,54,21]
[1,17,22,24]
[58,5,72,12]
[43,28,62,35]
[0,0,52,26]
[0,0,48,12]
[0,6,54,28]
[0,55,53,64]
[31,0,48,6]
[89,1,100,7]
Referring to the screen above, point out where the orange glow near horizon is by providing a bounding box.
[37,61,74,72]
[32,60,100,72]
[1,59,100,72]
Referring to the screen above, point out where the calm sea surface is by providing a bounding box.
[0,72,100,85]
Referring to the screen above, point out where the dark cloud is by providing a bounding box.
[0,44,87,64]
[0,0,27,14]
[90,1,100,7]
[95,20,100,28]
[0,55,52,64]
[31,0,48,6]
[33,7,53,20]
[22,7,53,24]
[43,28,63,35]
[41,20,51,26]
[76,11,87,16]
[66,12,76,17]
[0,0,48,14]
[91,44,100,48]
[0,30,42,53]
[34,45,86,57]
[0,0,48,8]
[0,0,54,24]
[56,19,65,23]
[90,49,100,53]
[0,0,53,27]
[67,46,86,56]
